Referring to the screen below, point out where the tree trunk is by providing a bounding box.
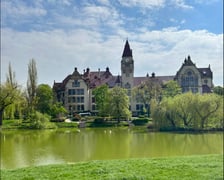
[0,108,4,126]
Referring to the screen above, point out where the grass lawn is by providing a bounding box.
[1,154,223,180]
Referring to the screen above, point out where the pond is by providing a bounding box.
[1,127,223,169]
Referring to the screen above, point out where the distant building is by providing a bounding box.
[53,40,213,115]
[175,55,213,93]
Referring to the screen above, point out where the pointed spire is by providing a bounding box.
[122,40,132,57]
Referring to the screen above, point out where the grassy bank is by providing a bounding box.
[1,154,223,180]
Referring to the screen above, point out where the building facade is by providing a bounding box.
[53,40,213,115]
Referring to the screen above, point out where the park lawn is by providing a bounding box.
[1,154,223,180]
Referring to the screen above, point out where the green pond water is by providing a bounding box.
[1,127,223,169]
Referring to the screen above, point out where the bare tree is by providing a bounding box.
[26,59,38,115]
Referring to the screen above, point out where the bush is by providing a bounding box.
[132,118,149,125]
[94,117,105,123]
[29,111,56,129]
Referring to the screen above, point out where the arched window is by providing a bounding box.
[181,69,198,93]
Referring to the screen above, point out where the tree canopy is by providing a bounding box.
[108,86,131,123]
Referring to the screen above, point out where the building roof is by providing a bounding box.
[134,75,174,86]
[198,67,213,78]
[122,40,132,57]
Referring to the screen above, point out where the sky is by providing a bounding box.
[1,0,223,87]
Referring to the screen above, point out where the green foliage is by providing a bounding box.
[132,118,149,125]
[213,86,223,96]
[151,92,223,130]
[93,84,110,117]
[50,102,67,118]
[108,86,131,123]
[27,111,55,129]
[93,85,131,123]
[36,84,53,114]
[0,63,21,125]
[162,80,181,98]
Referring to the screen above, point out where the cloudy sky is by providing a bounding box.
[1,0,223,87]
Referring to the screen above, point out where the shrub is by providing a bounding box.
[94,117,105,123]
[132,118,149,125]
[29,111,56,129]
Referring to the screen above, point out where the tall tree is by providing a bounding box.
[36,84,53,114]
[92,84,109,116]
[132,77,162,116]
[0,63,18,125]
[26,59,38,117]
[108,86,131,123]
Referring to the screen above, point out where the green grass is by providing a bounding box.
[1,154,223,180]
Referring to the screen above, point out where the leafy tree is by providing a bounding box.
[213,86,223,96]
[193,94,222,129]
[108,86,131,123]
[92,84,109,116]
[0,63,19,125]
[50,102,67,119]
[36,84,53,114]
[175,93,194,127]
[162,80,181,98]
[151,92,223,130]
[132,77,162,116]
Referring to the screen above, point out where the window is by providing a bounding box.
[68,89,76,95]
[92,105,96,111]
[72,80,80,87]
[181,70,198,90]
[68,89,84,96]
[125,83,131,89]
[136,104,143,111]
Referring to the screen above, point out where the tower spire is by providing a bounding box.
[122,40,132,57]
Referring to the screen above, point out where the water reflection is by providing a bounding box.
[1,128,223,169]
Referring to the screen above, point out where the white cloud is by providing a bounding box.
[171,0,194,9]
[1,1,47,18]
[117,0,165,8]
[1,28,223,87]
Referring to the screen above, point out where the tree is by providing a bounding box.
[193,94,221,129]
[26,59,38,117]
[36,84,53,114]
[132,77,162,116]
[92,84,109,116]
[108,86,131,123]
[0,63,18,125]
[175,93,194,127]
[162,80,181,98]
[151,92,223,130]
[50,102,67,119]
[213,86,223,96]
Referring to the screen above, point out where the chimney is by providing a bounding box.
[151,72,155,78]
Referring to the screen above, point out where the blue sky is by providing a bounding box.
[1,0,223,86]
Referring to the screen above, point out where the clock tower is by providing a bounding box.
[121,40,134,93]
